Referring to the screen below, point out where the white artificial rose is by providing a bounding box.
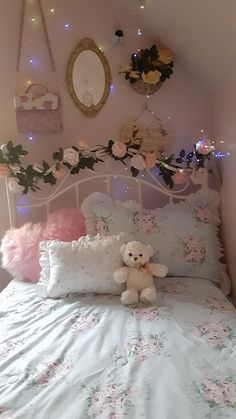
[8,177,24,194]
[32,164,44,173]
[9,164,21,174]
[63,148,79,166]
[0,144,8,156]
[130,155,147,171]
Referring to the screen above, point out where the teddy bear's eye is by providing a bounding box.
[139,254,143,257]
[129,253,133,257]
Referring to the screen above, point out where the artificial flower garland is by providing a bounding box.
[0,137,213,194]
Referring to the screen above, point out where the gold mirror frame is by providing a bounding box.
[66,38,112,117]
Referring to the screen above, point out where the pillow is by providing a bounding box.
[81,190,230,295]
[0,208,86,283]
[38,232,132,298]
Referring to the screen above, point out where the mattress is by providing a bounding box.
[0,277,236,419]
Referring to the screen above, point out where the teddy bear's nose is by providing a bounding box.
[134,257,138,261]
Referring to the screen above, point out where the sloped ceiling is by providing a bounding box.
[115,0,236,94]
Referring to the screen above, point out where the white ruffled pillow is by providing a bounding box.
[38,232,132,298]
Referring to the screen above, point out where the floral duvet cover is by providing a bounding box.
[0,277,236,419]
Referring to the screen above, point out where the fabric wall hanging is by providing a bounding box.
[15,0,63,133]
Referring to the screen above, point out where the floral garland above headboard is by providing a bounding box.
[0,137,214,195]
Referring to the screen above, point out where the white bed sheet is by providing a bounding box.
[0,277,236,419]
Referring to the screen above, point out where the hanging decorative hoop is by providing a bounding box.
[131,79,162,96]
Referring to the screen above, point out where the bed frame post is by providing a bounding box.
[5,178,16,228]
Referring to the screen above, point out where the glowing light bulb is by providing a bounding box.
[137,28,142,36]
[64,23,70,29]
[139,0,146,8]
[26,80,32,86]
[31,17,36,23]
[29,59,33,63]
[50,8,55,13]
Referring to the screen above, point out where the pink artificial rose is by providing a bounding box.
[145,153,156,169]
[111,141,127,158]
[78,141,89,151]
[130,155,146,171]
[53,166,67,180]
[172,171,187,185]
[0,163,9,178]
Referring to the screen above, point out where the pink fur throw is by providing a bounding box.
[0,208,86,283]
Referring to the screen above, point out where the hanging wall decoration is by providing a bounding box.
[14,0,63,133]
[118,44,174,95]
[120,104,174,157]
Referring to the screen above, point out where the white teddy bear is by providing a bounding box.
[114,240,168,305]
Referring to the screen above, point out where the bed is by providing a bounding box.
[1,171,236,419]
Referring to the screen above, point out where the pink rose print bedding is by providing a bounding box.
[133,210,162,235]
[0,277,236,419]
[193,206,212,224]
[177,235,206,264]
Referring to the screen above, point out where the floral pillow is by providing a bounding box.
[38,232,132,298]
[81,190,230,295]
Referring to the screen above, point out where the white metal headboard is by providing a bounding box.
[5,166,204,228]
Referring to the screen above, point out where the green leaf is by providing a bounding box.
[149,44,158,61]
[70,166,80,174]
[131,166,139,177]
[20,150,28,156]
[42,160,50,171]
[7,141,14,151]
[43,173,57,185]
[53,152,61,161]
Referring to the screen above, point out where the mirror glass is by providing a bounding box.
[72,51,105,107]
[66,38,111,117]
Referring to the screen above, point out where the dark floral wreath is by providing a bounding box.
[118,44,174,86]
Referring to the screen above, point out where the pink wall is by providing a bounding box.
[212,84,236,304]
[0,0,211,289]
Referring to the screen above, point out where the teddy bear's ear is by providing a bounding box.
[146,244,153,258]
[120,243,127,256]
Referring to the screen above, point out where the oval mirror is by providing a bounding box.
[66,38,111,117]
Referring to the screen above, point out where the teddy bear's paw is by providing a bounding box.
[140,287,157,304]
[121,289,139,305]
[157,264,168,278]
[114,267,129,284]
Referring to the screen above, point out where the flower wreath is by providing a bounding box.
[118,44,174,86]
[0,136,213,194]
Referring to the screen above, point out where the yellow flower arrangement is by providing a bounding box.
[119,44,174,88]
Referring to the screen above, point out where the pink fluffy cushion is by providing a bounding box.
[1,222,45,283]
[0,208,86,283]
